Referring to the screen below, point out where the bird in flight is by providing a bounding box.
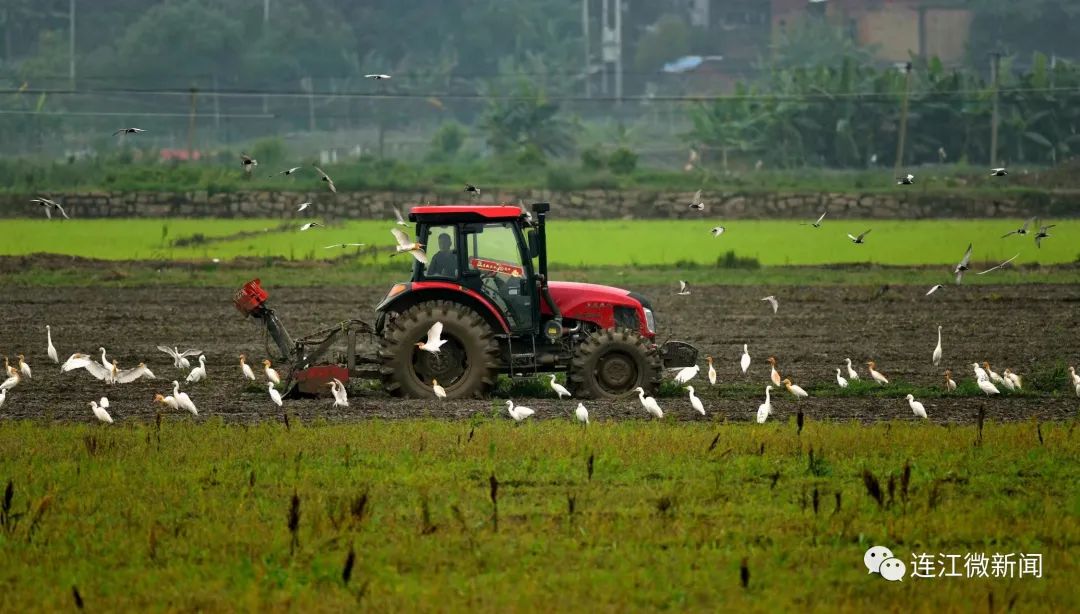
[990,167,1008,177]
[324,243,365,249]
[926,284,943,296]
[365,74,391,80]
[1002,216,1035,237]
[313,165,337,193]
[391,228,427,264]
[710,226,726,237]
[761,295,778,314]
[296,202,312,212]
[465,184,481,196]
[272,167,302,177]
[241,153,258,174]
[299,222,324,231]
[1034,223,1055,248]
[676,280,691,296]
[688,189,705,211]
[30,197,69,220]
[897,174,914,185]
[393,206,409,227]
[112,127,145,136]
[953,243,973,284]
[847,229,871,244]
[802,211,827,228]
[977,253,1019,275]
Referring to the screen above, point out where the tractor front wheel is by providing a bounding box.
[378,301,501,399]
[568,329,663,399]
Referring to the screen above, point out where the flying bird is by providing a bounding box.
[241,153,258,174]
[273,167,302,177]
[30,197,69,220]
[688,189,705,211]
[112,127,145,136]
[926,284,943,296]
[1002,217,1036,237]
[465,184,480,196]
[324,243,365,249]
[676,280,691,296]
[953,243,973,284]
[313,165,337,193]
[990,167,1008,177]
[365,74,391,80]
[300,222,324,231]
[393,206,409,227]
[761,295,778,314]
[802,211,828,228]
[976,253,1019,275]
[847,229,871,244]
[296,202,312,212]
[417,322,447,353]
[710,226,726,237]
[157,346,202,369]
[1034,223,1055,248]
[391,228,427,264]
[897,173,914,185]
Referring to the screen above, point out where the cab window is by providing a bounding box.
[422,225,458,279]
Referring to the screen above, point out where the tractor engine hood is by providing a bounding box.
[546,281,646,311]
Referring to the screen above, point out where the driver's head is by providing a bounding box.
[438,234,452,251]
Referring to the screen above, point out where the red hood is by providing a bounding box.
[546,281,641,312]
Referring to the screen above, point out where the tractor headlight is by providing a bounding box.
[643,308,655,333]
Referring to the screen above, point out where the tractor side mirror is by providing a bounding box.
[527,230,539,259]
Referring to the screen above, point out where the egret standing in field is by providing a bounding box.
[154,393,179,412]
[782,378,808,400]
[172,381,198,415]
[686,386,705,416]
[0,372,18,392]
[932,325,943,366]
[416,322,447,353]
[706,356,717,385]
[673,364,699,385]
[635,387,663,419]
[835,368,848,388]
[867,361,889,385]
[329,378,349,408]
[983,362,1003,385]
[263,360,281,385]
[432,379,446,399]
[506,399,535,422]
[549,375,571,399]
[90,400,113,424]
[766,357,782,386]
[16,355,31,379]
[46,325,58,363]
[267,381,283,406]
[575,402,589,426]
[185,355,207,383]
[972,362,989,382]
[756,386,773,424]
[978,378,1001,396]
[844,358,860,381]
[239,355,256,381]
[1068,366,1079,387]
[906,394,928,419]
[944,370,957,392]
[740,344,751,374]
[0,388,6,410]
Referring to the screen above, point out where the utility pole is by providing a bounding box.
[614,0,622,105]
[68,0,76,89]
[187,88,198,158]
[894,62,913,175]
[582,0,591,98]
[990,52,1001,168]
[600,0,608,95]
[263,0,270,23]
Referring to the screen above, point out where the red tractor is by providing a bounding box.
[234,202,697,399]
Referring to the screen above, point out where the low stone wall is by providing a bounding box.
[2,189,1078,220]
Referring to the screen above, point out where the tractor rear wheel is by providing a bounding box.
[568,329,662,399]
[378,300,501,399]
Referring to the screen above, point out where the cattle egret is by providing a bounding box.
[185,355,207,383]
[782,378,808,400]
[756,386,773,424]
[267,381,283,407]
[46,325,58,363]
[767,356,782,386]
[867,361,889,385]
[906,394,927,419]
[835,368,848,388]
[90,400,113,424]
[432,379,446,399]
[983,362,1003,385]
[329,379,349,408]
[117,363,155,383]
[549,375,571,399]
[978,379,1000,396]
[154,393,179,411]
[972,362,989,382]
[0,373,18,392]
[506,399,535,422]
[932,326,943,366]
[391,228,427,265]
[944,369,957,391]
[393,206,409,227]
[634,387,663,419]
[417,322,447,353]
[263,360,281,384]
[1000,372,1016,391]
[673,364,699,385]
[740,344,751,374]
[239,355,256,380]
[686,386,705,415]
[0,389,6,410]
[574,402,589,425]
[172,381,198,414]
[706,356,717,385]
[16,355,31,379]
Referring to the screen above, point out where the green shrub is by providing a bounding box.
[430,121,466,158]
[581,146,606,171]
[608,147,638,174]
[515,143,548,168]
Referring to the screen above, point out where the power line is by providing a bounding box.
[0,109,274,118]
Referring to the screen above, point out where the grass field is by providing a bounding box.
[0,219,1076,267]
[0,419,1076,611]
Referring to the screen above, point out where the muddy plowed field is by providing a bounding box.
[1,283,1077,424]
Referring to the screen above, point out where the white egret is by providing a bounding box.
[46,325,58,363]
[263,360,281,384]
[0,372,18,392]
[761,295,778,314]
[506,399,535,422]
[267,381,283,407]
[117,363,155,383]
[432,379,446,399]
[391,228,427,265]
[686,386,705,415]
[983,362,1003,385]
[676,280,691,296]
[329,379,349,408]
[17,355,31,379]
[1006,370,1021,390]
[417,322,447,353]
[157,346,202,369]
[172,381,198,415]
[574,402,589,425]
[185,355,207,383]
[756,386,773,424]
[835,368,848,388]
[740,344,751,374]
[90,400,113,424]
[634,387,663,419]
[706,356,717,385]
[932,326,943,366]
[906,394,928,419]
[673,364,699,385]
[0,388,5,409]
[867,361,889,385]
[1068,366,1079,387]
[978,379,1000,396]
[549,375,571,399]
[239,355,256,381]
[972,362,989,382]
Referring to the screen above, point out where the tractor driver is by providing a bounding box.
[425,232,458,278]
